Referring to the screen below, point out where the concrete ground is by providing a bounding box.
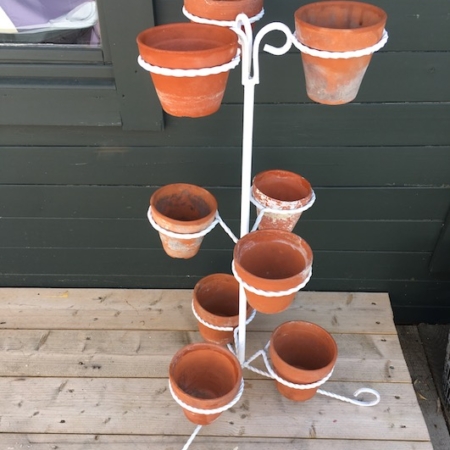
[397,324,450,450]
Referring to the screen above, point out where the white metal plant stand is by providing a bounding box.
[143,9,389,450]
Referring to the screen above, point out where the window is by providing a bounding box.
[0,1,101,46]
[0,0,163,131]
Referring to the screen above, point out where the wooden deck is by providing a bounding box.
[0,289,433,449]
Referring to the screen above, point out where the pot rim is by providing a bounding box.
[137,22,238,67]
[233,229,313,286]
[252,169,313,207]
[269,320,338,382]
[150,183,218,232]
[184,0,264,21]
[294,0,387,52]
[295,1,387,34]
[169,342,242,409]
[193,273,251,326]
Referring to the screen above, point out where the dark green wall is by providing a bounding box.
[0,0,449,323]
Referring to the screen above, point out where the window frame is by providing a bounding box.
[0,0,163,131]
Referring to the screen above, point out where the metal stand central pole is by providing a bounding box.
[234,17,255,363]
[233,15,294,363]
[237,80,256,363]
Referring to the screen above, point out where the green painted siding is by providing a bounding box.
[0,0,449,323]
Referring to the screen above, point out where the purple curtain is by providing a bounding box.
[1,0,91,29]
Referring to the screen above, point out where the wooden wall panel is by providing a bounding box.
[0,186,448,221]
[0,218,442,253]
[0,0,448,324]
[0,147,449,187]
[1,103,450,147]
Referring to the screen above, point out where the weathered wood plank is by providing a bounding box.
[0,433,434,450]
[0,377,429,441]
[302,280,450,325]
[0,330,408,382]
[0,289,432,447]
[0,290,394,334]
[0,276,448,325]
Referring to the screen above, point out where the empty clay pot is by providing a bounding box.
[252,169,313,231]
[184,0,264,21]
[294,1,387,104]
[169,342,243,425]
[136,23,238,117]
[150,183,218,259]
[233,229,313,314]
[193,273,253,345]
[269,321,338,401]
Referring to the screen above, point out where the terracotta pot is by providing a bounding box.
[269,321,338,401]
[184,0,263,21]
[136,23,238,117]
[193,273,253,345]
[150,183,218,259]
[233,229,313,314]
[294,1,387,105]
[252,169,313,231]
[169,342,243,425]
